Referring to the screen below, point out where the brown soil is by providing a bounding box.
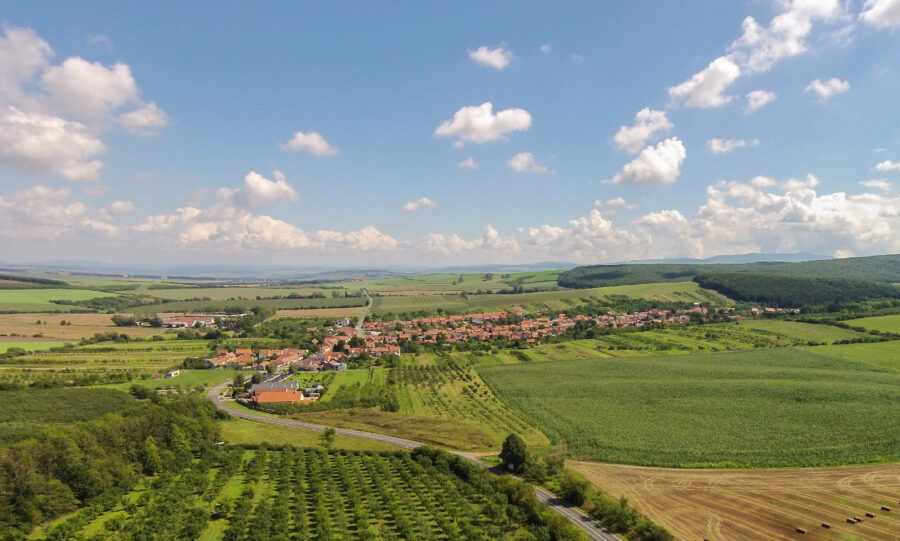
[569,461,900,540]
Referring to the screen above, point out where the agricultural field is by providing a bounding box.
[389,355,550,449]
[736,319,871,344]
[218,418,397,452]
[808,340,900,371]
[843,314,900,334]
[0,338,214,388]
[0,289,118,312]
[327,270,562,294]
[34,446,575,540]
[370,280,726,317]
[110,369,240,392]
[275,307,364,319]
[130,296,367,314]
[0,313,164,341]
[145,286,344,301]
[0,387,135,444]
[479,348,900,467]
[571,460,900,541]
[0,340,65,353]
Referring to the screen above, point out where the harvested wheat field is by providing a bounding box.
[0,313,164,340]
[275,307,364,318]
[570,461,900,540]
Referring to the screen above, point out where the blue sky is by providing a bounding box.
[0,1,898,266]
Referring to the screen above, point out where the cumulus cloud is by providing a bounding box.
[612,108,672,153]
[875,160,900,172]
[805,78,850,101]
[744,89,777,114]
[218,171,299,208]
[668,56,741,108]
[860,0,900,28]
[420,225,520,260]
[860,179,892,191]
[706,138,759,154]
[108,200,134,214]
[508,152,551,174]
[593,197,636,213]
[609,138,686,185]
[0,106,105,180]
[119,102,168,135]
[434,102,532,146]
[468,46,513,69]
[0,25,166,181]
[457,157,479,170]
[280,130,338,156]
[728,0,843,74]
[402,197,437,212]
[0,185,117,239]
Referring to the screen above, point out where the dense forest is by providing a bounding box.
[557,254,900,289]
[0,395,222,537]
[692,273,900,307]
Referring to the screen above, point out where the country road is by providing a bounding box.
[355,288,371,338]
[208,382,617,541]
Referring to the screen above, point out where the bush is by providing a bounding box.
[559,471,589,506]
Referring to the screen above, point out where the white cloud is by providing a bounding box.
[0,26,51,101]
[744,90,777,114]
[402,197,437,212]
[729,0,843,74]
[750,175,777,188]
[434,102,532,146]
[540,44,552,53]
[594,197,636,212]
[668,56,741,108]
[804,77,850,101]
[218,170,299,208]
[0,106,105,180]
[0,185,117,239]
[610,137,686,185]
[612,108,672,154]
[468,46,513,69]
[421,225,520,260]
[875,160,900,172]
[860,0,900,28]
[457,157,479,170]
[860,179,892,191]
[119,102,168,135]
[280,130,338,156]
[508,152,551,174]
[109,200,134,214]
[0,26,166,181]
[706,138,759,154]
[41,57,139,118]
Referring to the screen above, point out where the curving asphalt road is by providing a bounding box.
[208,382,617,541]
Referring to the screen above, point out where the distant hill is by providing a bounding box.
[558,255,900,306]
[624,252,832,265]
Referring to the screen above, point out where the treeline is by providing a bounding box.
[51,295,152,312]
[693,273,900,306]
[0,395,222,537]
[558,254,900,289]
[0,273,70,289]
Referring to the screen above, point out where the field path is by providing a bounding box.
[355,288,372,338]
[208,382,617,541]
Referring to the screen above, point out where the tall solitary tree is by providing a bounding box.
[500,433,527,472]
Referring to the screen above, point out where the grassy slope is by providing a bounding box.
[808,340,900,372]
[842,314,900,334]
[0,289,118,312]
[218,417,397,451]
[479,348,900,468]
[0,341,65,353]
[736,319,870,344]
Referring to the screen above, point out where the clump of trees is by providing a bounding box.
[0,395,221,536]
[694,273,899,307]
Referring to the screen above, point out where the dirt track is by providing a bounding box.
[570,461,900,540]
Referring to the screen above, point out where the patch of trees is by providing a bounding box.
[0,394,220,536]
[558,254,900,289]
[0,274,70,289]
[51,295,153,312]
[693,273,900,306]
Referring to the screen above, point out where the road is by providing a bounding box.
[355,288,371,338]
[209,382,617,541]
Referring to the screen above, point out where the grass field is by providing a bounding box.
[843,314,900,334]
[370,280,727,316]
[736,319,870,344]
[0,289,118,312]
[130,296,366,314]
[34,446,569,541]
[0,340,65,353]
[108,369,239,392]
[218,417,398,452]
[571,461,900,541]
[480,348,900,468]
[0,387,135,443]
[146,286,340,300]
[808,340,900,371]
